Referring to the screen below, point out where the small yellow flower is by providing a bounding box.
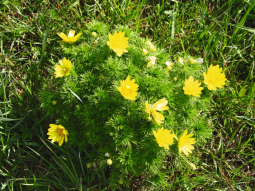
[146,40,156,52]
[92,32,97,37]
[57,30,82,43]
[147,56,156,67]
[153,127,175,149]
[145,98,169,125]
[47,124,68,146]
[173,77,177,81]
[166,61,174,70]
[117,75,139,100]
[150,45,156,52]
[183,76,204,97]
[107,31,129,56]
[146,40,153,46]
[203,65,227,90]
[54,57,72,78]
[178,129,196,156]
[143,49,148,55]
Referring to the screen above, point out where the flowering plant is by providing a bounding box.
[39,21,226,189]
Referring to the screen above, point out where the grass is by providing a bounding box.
[0,0,254,190]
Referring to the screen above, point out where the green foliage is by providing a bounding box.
[39,21,214,188]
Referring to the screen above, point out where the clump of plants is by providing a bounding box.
[39,21,227,189]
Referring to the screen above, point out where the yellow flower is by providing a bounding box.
[150,45,156,52]
[143,49,148,55]
[147,56,156,67]
[203,65,227,90]
[153,127,175,149]
[117,75,139,100]
[178,129,196,156]
[146,40,153,46]
[145,98,169,125]
[146,40,156,52]
[54,57,72,78]
[107,31,129,56]
[183,76,204,97]
[166,61,174,70]
[47,124,68,146]
[57,30,82,43]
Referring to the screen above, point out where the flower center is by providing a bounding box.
[208,78,216,84]
[58,128,65,135]
[123,85,132,96]
[62,67,69,74]
[112,41,121,48]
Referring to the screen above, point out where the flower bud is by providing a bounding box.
[43,84,48,90]
[194,58,204,64]
[105,152,111,157]
[52,100,57,105]
[92,162,97,168]
[107,159,112,165]
[147,56,157,67]
[173,77,177,81]
[92,32,97,37]
[87,163,92,168]
[150,45,156,52]
[186,58,195,64]
[189,162,196,170]
[178,57,184,65]
[143,49,148,55]
[119,178,123,184]
[146,40,152,46]
[166,61,173,70]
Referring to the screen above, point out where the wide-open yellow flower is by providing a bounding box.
[153,127,175,150]
[145,98,169,125]
[183,76,204,97]
[47,124,68,146]
[178,129,196,156]
[57,30,82,43]
[107,31,129,56]
[117,75,139,100]
[54,57,72,78]
[203,65,227,90]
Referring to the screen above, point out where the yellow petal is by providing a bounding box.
[59,136,64,146]
[152,111,164,125]
[153,99,169,111]
[68,30,76,37]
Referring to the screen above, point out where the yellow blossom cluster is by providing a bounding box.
[153,127,196,156]
[49,29,226,160]
[183,65,227,97]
